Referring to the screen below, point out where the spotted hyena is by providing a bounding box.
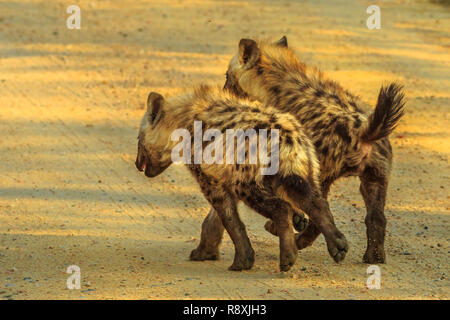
[221,36,405,264]
[135,85,348,271]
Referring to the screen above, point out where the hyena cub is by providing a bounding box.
[136,85,348,271]
[223,36,405,263]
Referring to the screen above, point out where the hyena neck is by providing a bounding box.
[163,88,210,132]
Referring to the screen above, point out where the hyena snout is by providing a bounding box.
[135,144,147,172]
[136,147,171,178]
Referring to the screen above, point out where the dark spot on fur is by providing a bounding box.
[315,89,325,98]
[270,114,278,123]
[219,106,237,113]
[313,121,325,132]
[329,117,338,126]
[321,145,329,157]
[376,143,389,158]
[298,82,311,91]
[295,102,308,110]
[313,139,322,150]
[330,94,342,105]
[287,96,298,107]
[335,122,352,144]
[271,86,281,95]
[285,135,293,145]
[308,112,321,122]
[257,66,264,75]
[353,116,362,129]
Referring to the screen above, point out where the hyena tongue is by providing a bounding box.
[140,160,146,172]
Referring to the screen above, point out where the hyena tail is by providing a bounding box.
[360,82,405,143]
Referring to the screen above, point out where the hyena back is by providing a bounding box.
[223,37,405,264]
[136,85,348,271]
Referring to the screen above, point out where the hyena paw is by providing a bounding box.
[327,234,349,263]
[363,247,386,264]
[189,247,220,261]
[228,250,255,271]
[280,251,297,272]
[293,213,308,233]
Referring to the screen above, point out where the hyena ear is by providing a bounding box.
[274,36,288,47]
[146,92,165,124]
[238,38,260,69]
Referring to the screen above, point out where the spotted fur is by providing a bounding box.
[223,37,406,264]
[136,85,348,271]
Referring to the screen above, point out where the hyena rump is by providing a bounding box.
[222,37,405,264]
[135,85,348,271]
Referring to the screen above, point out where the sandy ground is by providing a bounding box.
[0,0,449,300]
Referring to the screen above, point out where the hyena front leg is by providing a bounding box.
[190,208,224,261]
[200,187,255,271]
[360,165,389,264]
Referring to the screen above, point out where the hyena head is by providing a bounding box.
[224,36,288,101]
[135,92,174,178]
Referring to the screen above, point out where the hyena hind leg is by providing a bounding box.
[360,165,389,264]
[281,175,349,263]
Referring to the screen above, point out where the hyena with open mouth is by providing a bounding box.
[136,85,348,271]
[221,36,405,264]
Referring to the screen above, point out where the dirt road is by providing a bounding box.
[0,0,448,299]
